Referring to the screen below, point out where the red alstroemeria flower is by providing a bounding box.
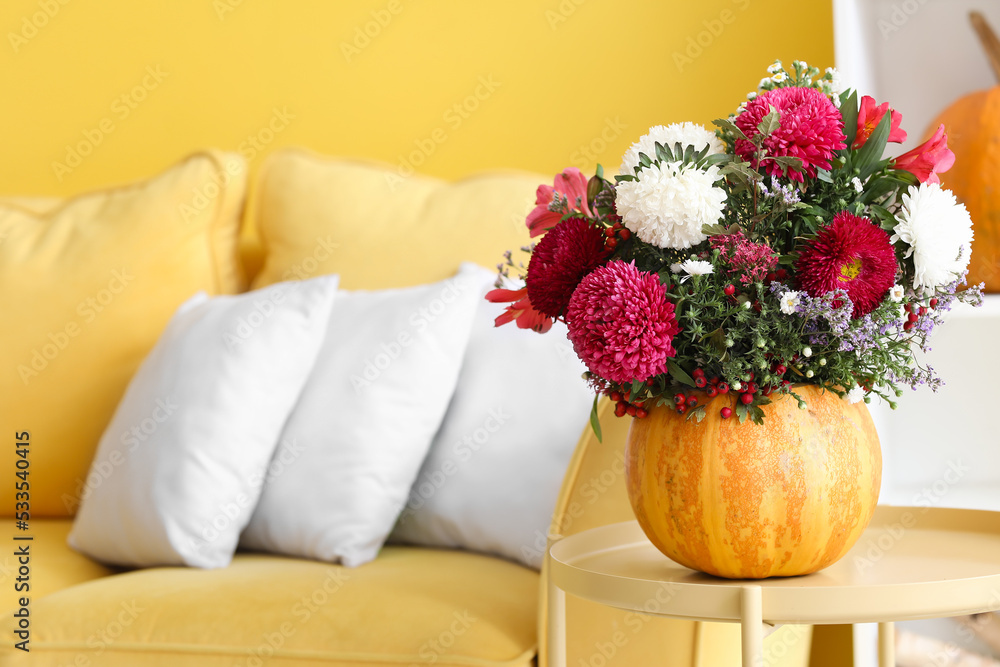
[485,287,554,333]
[854,95,907,149]
[893,124,955,184]
[525,168,592,238]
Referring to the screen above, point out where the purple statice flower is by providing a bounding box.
[759,176,801,205]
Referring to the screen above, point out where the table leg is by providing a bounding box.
[878,622,895,667]
[547,574,567,667]
[741,585,763,667]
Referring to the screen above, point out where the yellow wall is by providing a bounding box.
[0,0,833,196]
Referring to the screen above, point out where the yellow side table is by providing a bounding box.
[547,506,1000,667]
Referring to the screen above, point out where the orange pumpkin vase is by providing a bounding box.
[625,385,881,579]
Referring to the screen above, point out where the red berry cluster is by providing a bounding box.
[765,268,789,284]
[602,222,631,252]
[610,390,647,419]
[902,298,937,332]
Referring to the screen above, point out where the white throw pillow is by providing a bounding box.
[389,266,594,568]
[239,265,484,567]
[68,276,339,568]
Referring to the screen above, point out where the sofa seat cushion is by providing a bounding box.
[0,519,118,615]
[0,546,538,666]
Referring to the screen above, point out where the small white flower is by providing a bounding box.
[852,177,863,193]
[732,381,742,391]
[680,259,714,276]
[767,63,782,74]
[805,370,814,378]
[802,346,813,358]
[779,291,801,315]
[825,67,844,95]
[889,285,905,302]
[615,162,726,250]
[669,262,683,274]
[619,122,725,175]
[772,71,788,83]
[758,77,772,90]
[892,183,974,290]
[742,300,752,310]
[746,91,757,100]
[819,358,827,366]
[846,386,866,404]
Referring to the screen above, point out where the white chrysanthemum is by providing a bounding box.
[852,177,863,193]
[772,71,788,83]
[619,122,725,175]
[615,162,726,250]
[889,285,905,302]
[846,386,866,404]
[891,183,974,290]
[779,291,801,315]
[680,259,713,276]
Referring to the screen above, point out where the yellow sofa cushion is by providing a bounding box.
[247,148,541,289]
[0,546,538,666]
[0,151,247,517]
[0,519,118,616]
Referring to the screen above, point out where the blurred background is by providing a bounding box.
[0,0,832,194]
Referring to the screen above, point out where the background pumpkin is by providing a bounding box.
[624,386,882,579]
[930,12,1000,292]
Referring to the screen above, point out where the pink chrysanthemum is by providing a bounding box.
[710,231,779,285]
[795,211,898,318]
[565,261,680,384]
[526,217,611,318]
[735,87,846,182]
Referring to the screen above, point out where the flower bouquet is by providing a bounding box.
[489,60,984,435]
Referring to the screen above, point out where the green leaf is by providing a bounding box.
[854,111,892,181]
[736,403,749,424]
[685,405,707,422]
[655,142,672,163]
[712,117,749,142]
[683,143,696,164]
[765,155,804,172]
[589,394,603,443]
[666,359,696,388]
[707,327,728,358]
[701,152,732,169]
[586,175,603,203]
[614,174,636,183]
[595,164,604,180]
[840,90,860,150]
[757,104,781,136]
[721,161,758,181]
[631,380,645,397]
[815,168,834,183]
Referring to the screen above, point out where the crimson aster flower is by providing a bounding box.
[525,217,610,318]
[734,86,846,182]
[565,261,680,384]
[795,211,898,318]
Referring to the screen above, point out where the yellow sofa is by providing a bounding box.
[0,148,812,666]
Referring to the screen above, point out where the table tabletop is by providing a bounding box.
[548,505,1000,626]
